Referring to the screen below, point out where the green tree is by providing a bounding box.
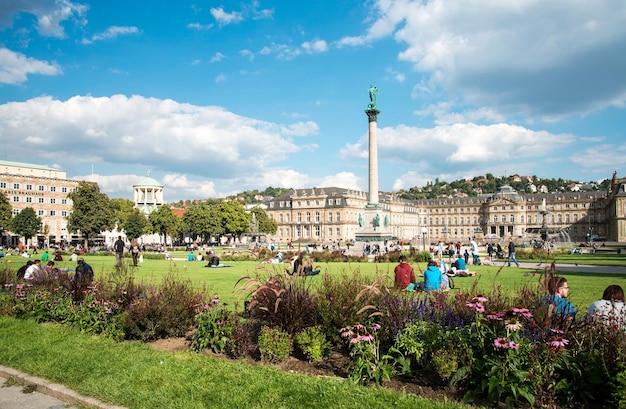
[250,206,277,234]
[124,209,148,241]
[0,192,12,236]
[217,200,250,239]
[67,181,116,249]
[148,205,179,244]
[11,207,41,247]
[111,198,136,231]
[182,202,215,242]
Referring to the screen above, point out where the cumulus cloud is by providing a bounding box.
[0,95,319,199]
[342,122,578,191]
[0,47,61,84]
[82,26,141,44]
[0,0,87,38]
[211,7,244,25]
[351,0,626,121]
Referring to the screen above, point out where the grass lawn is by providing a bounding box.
[0,317,475,409]
[4,248,625,310]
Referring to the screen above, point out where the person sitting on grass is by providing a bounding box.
[542,276,576,319]
[302,258,321,276]
[394,255,416,291]
[587,285,625,330]
[423,259,442,291]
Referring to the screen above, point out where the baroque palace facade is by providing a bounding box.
[265,173,626,245]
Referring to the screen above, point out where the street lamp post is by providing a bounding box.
[421,227,428,251]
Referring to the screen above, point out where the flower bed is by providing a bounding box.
[1,263,625,408]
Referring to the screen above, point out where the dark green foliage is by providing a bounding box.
[11,207,40,241]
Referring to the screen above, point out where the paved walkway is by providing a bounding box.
[0,366,125,409]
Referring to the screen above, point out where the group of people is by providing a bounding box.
[393,254,625,330]
[543,276,625,330]
[15,257,93,285]
[114,236,142,267]
[291,253,321,276]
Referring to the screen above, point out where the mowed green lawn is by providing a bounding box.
[4,249,626,310]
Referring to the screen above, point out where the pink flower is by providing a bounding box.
[487,312,505,321]
[549,337,569,348]
[494,337,510,348]
[475,295,489,303]
[467,301,485,313]
[505,318,523,332]
[512,307,533,318]
[371,323,381,332]
[508,341,520,350]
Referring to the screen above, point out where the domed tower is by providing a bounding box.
[133,171,164,215]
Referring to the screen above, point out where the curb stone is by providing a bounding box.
[0,365,127,409]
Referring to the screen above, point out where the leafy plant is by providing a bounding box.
[257,326,292,363]
[191,296,239,354]
[294,326,330,361]
[340,322,394,386]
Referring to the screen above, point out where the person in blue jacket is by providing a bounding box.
[423,259,443,291]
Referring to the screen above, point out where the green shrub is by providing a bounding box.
[258,326,292,363]
[295,326,330,361]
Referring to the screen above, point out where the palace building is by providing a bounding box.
[265,173,626,245]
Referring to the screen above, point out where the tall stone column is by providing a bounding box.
[365,109,380,206]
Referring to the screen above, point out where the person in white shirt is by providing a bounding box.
[587,285,625,330]
[24,259,41,280]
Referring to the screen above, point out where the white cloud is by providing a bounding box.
[355,0,626,121]
[0,0,88,38]
[319,172,362,191]
[0,47,61,84]
[215,73,227,82]
[209,52,226,63]
[341,122,577,178]
[187,22,213,31]
[211,7,244,25]
[0,95,319,199]
[82,26,141,44]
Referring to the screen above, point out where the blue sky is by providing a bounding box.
[1,0,625,202]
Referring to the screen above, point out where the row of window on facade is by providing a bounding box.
[430,213,600,226]
[272,198,343,208]
[274,212,343,223]
[9,196,70,205]
[0,182,74,193]
[11,209,68,217]
[277,226,342,238]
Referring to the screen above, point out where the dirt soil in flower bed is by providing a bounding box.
[147,337,474,408]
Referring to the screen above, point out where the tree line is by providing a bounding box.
[0,181,277,248]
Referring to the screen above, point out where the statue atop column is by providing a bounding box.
[367,85,378,110]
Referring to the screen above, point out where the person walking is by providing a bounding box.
[507,238,520,267]
[114,236,125,268]
[131,240,140,267]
